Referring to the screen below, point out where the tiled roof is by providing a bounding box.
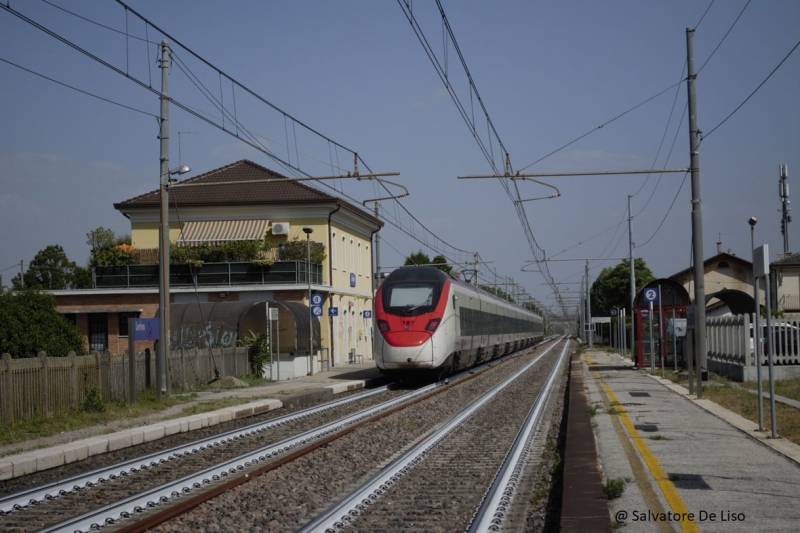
[773,252,800,266]
[115,160,337,208]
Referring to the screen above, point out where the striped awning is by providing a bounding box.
[177,220,269,246]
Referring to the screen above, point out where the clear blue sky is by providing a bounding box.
[2,1,798,316]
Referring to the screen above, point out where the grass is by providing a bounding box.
[740,377,800,402]
[0,384,268,450]
[661,372,800,446]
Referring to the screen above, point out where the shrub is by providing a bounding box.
[603,478,626,499]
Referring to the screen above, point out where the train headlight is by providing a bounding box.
[377,319,390,333]
[425,318,441,332]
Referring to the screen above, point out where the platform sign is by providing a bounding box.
[269,308,279,321]
[312,306,323,317]
[674,318,688,337]
[363,310,372,319]
[329,306,338,316]
[643,288,659,303]
[133,318,159,341]
[311,293,323,306]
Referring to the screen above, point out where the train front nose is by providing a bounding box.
[377,331,435,369]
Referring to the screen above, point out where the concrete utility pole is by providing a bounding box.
[374,202,381,288]
[628,196,636,364]
[585,260,593,349]
[779,164,791,255]
[157,40,170,401]
[687,28,708,394]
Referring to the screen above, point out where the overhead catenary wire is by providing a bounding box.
[637,171,691,249]
[0,56,156,117]
[702,37,800,142]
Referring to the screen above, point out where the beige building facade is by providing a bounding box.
[54,160,382,368]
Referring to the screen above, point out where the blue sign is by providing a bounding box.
[363,310,372,319]
[610,308,618,316]
[312,306,323,317]
[350,273,356,287]
[133,318,159,341]
[329,306,339,316]
[643,288,659,303]
[311,293,323,306]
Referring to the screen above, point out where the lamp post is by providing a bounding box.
[749,216,764,431]
[303,227,314,374]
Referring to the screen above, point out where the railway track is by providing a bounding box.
[0,338,569,533]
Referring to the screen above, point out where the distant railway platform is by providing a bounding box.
[580,348,800,532]
[0,361,385,481]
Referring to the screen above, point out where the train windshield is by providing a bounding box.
[383,282,440,316]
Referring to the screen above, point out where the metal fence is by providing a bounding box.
[93,261,322,289]
[0,347,250,424]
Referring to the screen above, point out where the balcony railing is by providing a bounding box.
[93,261,323,289]
[779,293,800,312]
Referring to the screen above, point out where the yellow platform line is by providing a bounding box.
[586,354,699,533]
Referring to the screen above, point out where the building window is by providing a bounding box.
[332,232,337,269]
[717,261,730,269]
[342,235,346,271]
[366,245,370,278]
[88,313,108,353]
[358,242,362,275]
[350,239,354,273]
[118,312,140,337]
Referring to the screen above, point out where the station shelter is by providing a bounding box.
[634,279,691,369]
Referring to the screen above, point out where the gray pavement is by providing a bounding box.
[0,360,385,481]
[583,349,800,533]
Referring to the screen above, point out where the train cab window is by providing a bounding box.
[383,282,439,316]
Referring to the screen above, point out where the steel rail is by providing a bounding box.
[0,385,390,515]
[297,338,565,533]
[39,382,448,533]
[36,339,557,533]
[467,339,571,532]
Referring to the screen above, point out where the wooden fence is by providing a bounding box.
[0,347,250,424]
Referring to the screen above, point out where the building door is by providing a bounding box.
[88,313,108,353]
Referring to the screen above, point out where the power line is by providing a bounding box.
[697,0,751,73]
[0,56,156,117]
[17,0,480,271]
[702,37,800,141]
[637,171,690,248]
[41,0,158,44]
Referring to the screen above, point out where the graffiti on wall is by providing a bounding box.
[170,323,238,349]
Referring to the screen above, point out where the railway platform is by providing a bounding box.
[581,349,800,532]
[0,360,385,481]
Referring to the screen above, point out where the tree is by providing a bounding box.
[0,289,86,357]
[13,245,89,290]
[431,255,459,278]
[86,227,117,253]
[404,250,431,266]
[590,258,655,317]
[479,284,513,302]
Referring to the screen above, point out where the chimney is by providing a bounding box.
[716,241,722,254]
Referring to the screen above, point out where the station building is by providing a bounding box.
[52,159,382,369]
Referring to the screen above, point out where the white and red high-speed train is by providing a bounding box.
[374,267,544,377]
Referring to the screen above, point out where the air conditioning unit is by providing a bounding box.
[272,222,290,235]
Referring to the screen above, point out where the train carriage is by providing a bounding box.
[374,267,544,377]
